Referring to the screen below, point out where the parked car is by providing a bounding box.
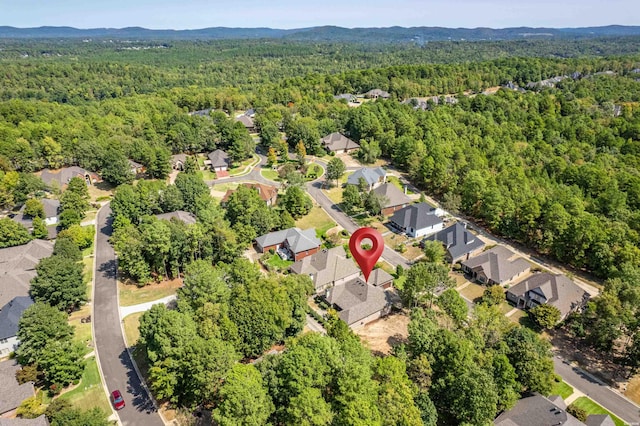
[111,390,125,410]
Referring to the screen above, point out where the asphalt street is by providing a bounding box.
[93,204,164,426]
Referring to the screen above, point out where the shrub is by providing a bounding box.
[567,404,587,422]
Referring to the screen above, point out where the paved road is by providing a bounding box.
[554,356,640,425]
[206,150,283,188]
[93,204,164,426]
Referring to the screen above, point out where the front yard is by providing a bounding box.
[58,357,111,413]
[570,397,625,426]
[296,205,336,238]
[118,278,183,307]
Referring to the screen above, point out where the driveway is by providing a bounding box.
[93,204,164,426]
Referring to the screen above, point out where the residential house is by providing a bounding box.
[11,199,60,228]
[155,210,197,225]
[244,108,256,118]
[461,245,531,286]
[324,278,393,328]
[128,159,145,175]
[255,227,321,261]
[289,246,360,294]
[372,183,412,216]
[346,167,387,190]
[235,115,256,132]
[494,392,613,426]
[367,268,394,289]
[221,183,279,207]
[0,297,33,357]
[39,166,99,189]
[206,149,230,172]
[0,417,50,425]
[320,132,360,154]
[423,222,485,263]
[333,93,357,103]
[0,360,36,417]
[389,202,445,238]
[170,154,187,171]
[506,273,590,320]
[188,108,213,117]
[364,89,391,99]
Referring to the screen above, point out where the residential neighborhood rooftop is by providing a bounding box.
[371,183,411,209]
[155,210,197,225]
[39,166,96,188]
[0,240,54,309]
[494,393,583,426]
[222,182,278,205]
[0,359,35,416]
[347,167,386,188]
[461,245,531,284]
[289,246,359,293]
[390,202,442,232]
[0,296,33,341]
[256,227,320,254]
[325,278,391,326]
[321,132,360,152]
[207,149,230,168]
[424,222,485,261]
[0,417,50,426]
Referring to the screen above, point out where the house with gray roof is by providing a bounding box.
[0,416,50,425]
[364,89,391,99]
[255,227,321,261]
[367,268,394,289]
[423,222,485,263]
[0,296,33,357]
[506,273,590,320]
[461,245,531,286]
[11,199,60,230]
[206,149,230,172]
[290,246,360,294]
[494,393,584,426]
[334,93,357,103]
[235,115,255,132]
[347,167,387,190]
[585,415,615,426]
[390,202,445,238]
[170,154,188,170]
[155,210,197,225]
[372,183,411,216]
[324,278,393,328]
[0,359,36,417]
[39,166,99,189]
[321,132,360,154]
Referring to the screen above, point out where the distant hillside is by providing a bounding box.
[1,25,640,42]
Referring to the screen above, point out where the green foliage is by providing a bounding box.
[37,338,86,387]
[100,148,134,186]
[47,406,110,426]
[342,184,363,214]
[401,262,454,308]
[24,198,44,218]
[0,217,32,248]
[214,364,274,426]
[66,176,89,199]
[422,240,446,264]
[225,184,279,239]
[437,288,468,325]
[374,356,423,426]
[567,404,588,422]
[53,236,82,262]
[530,304,562,329]
[31,255,86,311]
[17,396,45,419]
[280,185,313,219]
[31,216,48,239]
[57,224,94,249]
[174,172,209,213]
[481,285,505,306]
[326,157,346,187]
[357,139,381,164]
[17,302,74,366]
[504,326,555,395]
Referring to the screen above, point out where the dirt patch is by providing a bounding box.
[625,374,640,404]
[356,313,410,355]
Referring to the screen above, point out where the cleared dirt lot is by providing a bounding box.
[355,313,410,355]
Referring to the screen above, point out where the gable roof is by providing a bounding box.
[461,245,531,284]
[372,183,411,208]
[326,278,391,325]
[321,132,360,152]
[365,88,390,98]
[39,166,91,188]
[390,202,442,231]
[0,416,50,426]
[235,115,254,129]
[507,273,590,318]
[347,167,386,187]
[290,246,359,292]
[424,222,485,261]
[0,240,54,309]
[12,199,60,228]
[0,359,35,416]
[585,415,615,426]
[208,149,230,168]
[221,183,278,204]
[255,227,321,254]
[155,210,197,225]
[494,393,584,426]
[0,296,33,340]
[368,268,394,287]
[170,154,187,166]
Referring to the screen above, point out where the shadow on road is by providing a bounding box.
[118,349,157,414]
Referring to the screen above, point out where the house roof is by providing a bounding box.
[155,210,197,225]
[208,149,230,168]
[0,296,33,340]
[494,393,584,426]
[12,199,60,229]
[461,245,531,284]
[507,273,590,318]
[347,167,386,187]
[39,166,92,188]
[368,268,394,287]
[372,183,411,208]
[170,154,187,165]
[0,240,54,309]
[365,89,390,98]
[334,94,355,101]
[128,159,143,169]
[255,227,320,254]
[424,222,485,261]
[326,278,391,325]
[321,132,360,152]
[585,415,615,426]
[235,115,254,129]
[0,416,50,426]
[221,183,278,204]
[0,359,35,416]
[390,202,442,231]
[290,246,359,292]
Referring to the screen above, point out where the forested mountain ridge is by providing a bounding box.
[1,24,640,41]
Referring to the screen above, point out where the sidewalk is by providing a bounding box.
[120,295,177,318]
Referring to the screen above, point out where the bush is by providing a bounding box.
[567,404,588,422]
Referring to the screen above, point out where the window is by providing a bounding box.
[0,338,8,344]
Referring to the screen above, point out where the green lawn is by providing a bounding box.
[305,163,323,180]
[118,279,182,307]
[229,155,259,176]
[296,205,336,238]
[571,397,626,426]
[549,379,574,399]
[387,176,415,195]
[197,169,217,180]
[394,275,407,290]
[211,182,240,193]
[261,168,279,181]
[123,312,143,347]
[263,253,294,271]
[59,357,111,413]
[458,282,486,302]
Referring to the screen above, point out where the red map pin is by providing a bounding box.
[349,227,384,283]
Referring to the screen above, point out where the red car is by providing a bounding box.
[111,390,125,410]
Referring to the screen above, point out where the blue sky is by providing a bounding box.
[1,0,639,29]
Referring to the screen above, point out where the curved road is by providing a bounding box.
[93,204,164,426]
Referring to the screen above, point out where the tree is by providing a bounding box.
[259,120,281,148]
[100,148,134,186]
[530,304,562,329]
[481,285,505,306]
[24,199,44,218]
[31,216,48,239]
[213,364,274,426]
[364,191,386,217]
[174,172,209,214]
[280,185,312,219]
[342,184,363,214]
[326,157,346,188]
[374,356,423,426]
[48,406,110,426]
[0,218,32,248]
[437,288,468,325]
[16,302,74,366]
[422,240,446,264]
[286,117,321,154]
[401,262,453,308]
[66,176,89,199]
[358,139,381,164]
[31,255,85,311]
[504,326,555,395]
[179,259,230,310]
[267,146,278,167]
[567,404,588,422]
[295,140,307,165]
[285,387,334,426]
[53,236,82,262]
[38,338,86,387]
[58,224,94,249]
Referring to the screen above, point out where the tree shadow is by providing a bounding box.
[118,348,157,414]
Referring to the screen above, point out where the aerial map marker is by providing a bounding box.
[349,227,384,283]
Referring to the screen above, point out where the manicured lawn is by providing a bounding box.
[296,205,336,238]
[197,169,217,180]
[394,275,407,290]
[261,168,279,181]
[263,253,294,271]
[324,185,343,204]
[498,301,513,314]
[305,163,323,180]
[387,175,415,195]
[549,379,574,399]
[229,155,259,176]
[123,312,143,347]
[459,282,486,302]
[571,397,626,426]
[59,357,111,413]
[118,278,183,307]
[83,210,98,223]
[211,182,240,193]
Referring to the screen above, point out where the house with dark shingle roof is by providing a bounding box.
[289,246,360,294]
[11,199,60,230]
[221,183,279,207]
[423,222,485,263]
[206,149,230,172]
[0,359,36,417]
[390,202,445,238]
[235,115,255,132]
[321,133,360,154]
[39,166,99,189]
[324,278,393,328]
[334,93,357,103]
[170,154,188,171]
[367,268,394,289]
[585,415,615,426]
[347,167,387,191]
[372,183,411,216]
[255,227,321,261]
[364,89,390,99]
[461,245,531,286]
[506,273,590,320]
[0,416,50,425]
[155,210,197,225]
[0,296,33,356]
